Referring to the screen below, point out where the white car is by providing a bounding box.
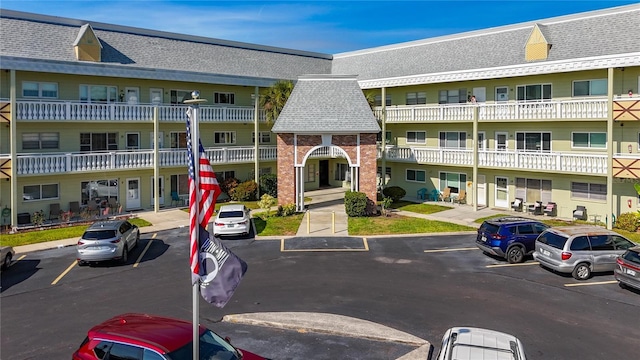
[213,204,251,237]
[436,327,527,360]
[1,246,15,270]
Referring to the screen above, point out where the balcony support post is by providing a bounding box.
[472,104,478,211]
[153,106,160,213]
[254,86,260,198]
[606,67,614,230]
[380,87,387,191]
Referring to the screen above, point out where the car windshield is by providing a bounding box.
[219,211,244,219]
[479,223,499,234]
[82,230,117,240]
[537,232,568,249]
[622,250,640,265]
[166,330,239,360]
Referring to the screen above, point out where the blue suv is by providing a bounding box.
[476,217,549,263]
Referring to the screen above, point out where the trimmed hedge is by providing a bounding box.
[231,180,258,201]
[259,173,278,198]
[345,191,368,217]
[383,186,406,202]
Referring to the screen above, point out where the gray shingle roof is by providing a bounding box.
[332,4,640,82]
[271,75,380,134]
[0,10,332,85]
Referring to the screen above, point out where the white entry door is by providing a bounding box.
[495,176,509,208]
[126,178,141,210]
[472,87,486,102]
[477,174,487,207]
[125,87,139,104]
[151,176,164,206]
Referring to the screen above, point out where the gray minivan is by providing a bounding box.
[533,226,636,280]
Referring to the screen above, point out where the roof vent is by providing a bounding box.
[73,24,102,62]
[525,24,551,62]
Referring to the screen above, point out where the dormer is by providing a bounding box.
[73,24,102,62]
[525,24,551,62]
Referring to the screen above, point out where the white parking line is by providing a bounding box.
[486,262,540,268]
[423,247,478,253]
[564,280,618,287]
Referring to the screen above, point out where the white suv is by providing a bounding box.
[436,327,527,360]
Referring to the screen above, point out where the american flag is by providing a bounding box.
[186,108,221,283]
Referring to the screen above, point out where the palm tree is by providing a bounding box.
[363,90,377,110]
[260,80,294,124]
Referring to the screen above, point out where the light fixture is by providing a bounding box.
[628,144,633,153]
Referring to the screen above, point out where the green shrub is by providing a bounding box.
[380,196,393,216]
[276,203,296,216]
[231,180,258,201]
[259,173,278,198]
[257,194,277,216]
[345,191,368,217]
[614,212,639,232]
[382,186,406,202]
[221,177,240,197]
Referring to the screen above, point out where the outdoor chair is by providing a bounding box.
[87,201,99,218]
[511,198,523,212]
[171,191,184,207]
[573,206,587,221]
[430,189,441,202]
[441,187,452,202]
[108,197,119,214]
[527,201,543,215]
[543,202,557,216]
[453,190,467,205]
[417,188,428,200]
[49,203,61,220]
[69,201,81,220]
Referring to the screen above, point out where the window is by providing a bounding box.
[171,174,189,196]
[80,133,117,152]
[215,171,235,181]
[79,85,117,103]
[478,132,486,150]
[252,132,271,144]
[22,132,59,150]
[81,179,118,204]
[439,132,466,149]
[439,172,467,194]
[108,342,143,360]
[170,132,187,149]
[170,90,193,104]
[374,94,391,106]
[406,92,426,105]
[438,88,467,104]
[573,79,607,97]
[406,131,426,144]
[495,86,508,102]
[377,131,392,144]
[516,84,551,102]
[335,163,350,181]
[22,81,58,98]
[214,92,235,105]
[571,182,606,201]
[570,236,591,251]
[126,133,140,150]
[150,88,163,104]
[23,183,59,201]
[214,131,236,145]
[515,178,552,203]
[305,164,316,183]
[259,167,271,176]
[516,132,551,152]
[572,132,606,149]
[589,235,615,251]
[406,169,426,182]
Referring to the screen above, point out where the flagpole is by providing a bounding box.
[185,91,207,359]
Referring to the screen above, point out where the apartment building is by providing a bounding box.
[0,4,639,228]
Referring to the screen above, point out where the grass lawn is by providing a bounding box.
[349,213,475,235]
[253,212,304,236]
[389,201,452,215]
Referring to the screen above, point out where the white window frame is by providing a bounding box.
[23,183,59,201]
[572,79,607,97]
[515,178,552,204]
[170,89,194,104]
[516,83,552,102]
[438,88,467,104]
[22,132,59,150]
[377,131,392,144]
[374,94,392,107]
[335,163,350,182]
[214,92,235,105]
[126,132,141,150]
[495,132,508,151]
[439,131,467,149]
[571,132,606,149]
[170,132,187,149]
[305,164,316,183]
[80,84,117,103]
[150,88,163,104]
[252,131,271,144]
[495,86,508,102]
[80,132,118,152]
[406,131,426,144]
[515,131,551,152]
[22,81,58,98]
[477,131,486,151]
[438,172,467,194]
[406,169,426,183]
[259,167,271,176]
[214,131,236,145]
[571,182,606,201]
[406,92,426,105]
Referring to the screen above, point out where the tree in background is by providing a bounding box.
[260,80,294,124]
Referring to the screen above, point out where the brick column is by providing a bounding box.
[276,133,295,206]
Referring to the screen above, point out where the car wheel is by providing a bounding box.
[572,263,591,280]
[121,246,128,264]
[2,253,11,270]
[77,260,87,266]
[618,281,627,289]
[506,246,525,264]
[134,232,140,248]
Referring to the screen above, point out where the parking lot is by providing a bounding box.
[2,228,639,359]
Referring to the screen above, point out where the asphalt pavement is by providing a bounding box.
[7,189,513,360]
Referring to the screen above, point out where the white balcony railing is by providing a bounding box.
[383,147,608,175]
[14,100,267,123]
[374,98,608,123]
[15,146,278,176]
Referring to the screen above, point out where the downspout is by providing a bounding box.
[10,70,17,230]
[607,67,614,230]
[473,104,479,212]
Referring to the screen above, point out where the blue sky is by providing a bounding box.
[1,0,637,54]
